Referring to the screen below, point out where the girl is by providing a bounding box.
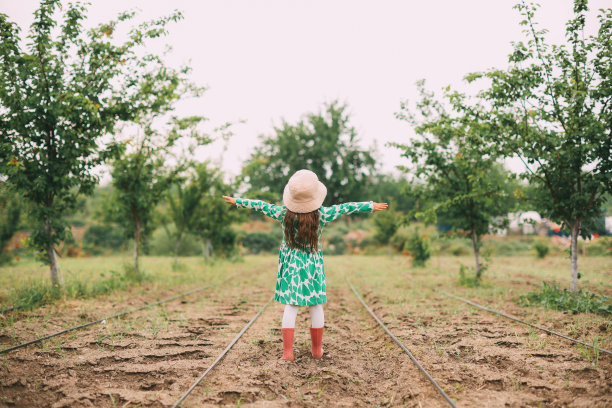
[223,169,387,361]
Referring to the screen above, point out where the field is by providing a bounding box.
[0,254,610,407]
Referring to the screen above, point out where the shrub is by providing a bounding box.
[518,282,612,316]
[405,229,431,267]
[390,230,409,252]
[533,240,550,258]
[324,232,347,255]
[241,230,282,254]
[149,226,202,256]
[83,224,127,255]
[586,236,612,256]
[458,264,481,287]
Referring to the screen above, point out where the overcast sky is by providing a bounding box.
[3,0,609,181]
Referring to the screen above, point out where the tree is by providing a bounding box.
[367,174,416,214]
[468,0,611,291]
[0,1,191,286]
[242,102,377,206]
[189,169,243,259]
[0,183,21,265]
[392,82,516,280]
[104,117,209,277]
[373,210,399,256]
[165,162,217,263]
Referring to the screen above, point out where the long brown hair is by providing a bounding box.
[283,209,320,252]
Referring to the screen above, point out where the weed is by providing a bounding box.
[458,264,486,288]
[577,337,600,366]
[518,282,611,316]
[533,241,550,258]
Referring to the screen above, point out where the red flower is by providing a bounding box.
[3,249,8,253]
[15,244,19,248]
[16,257,20,261]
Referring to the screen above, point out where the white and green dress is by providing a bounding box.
[236,199,374,306]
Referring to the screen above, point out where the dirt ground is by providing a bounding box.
[1,257,611,407]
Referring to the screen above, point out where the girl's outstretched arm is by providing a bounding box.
[222,196,285,221]
[320,201,388,225]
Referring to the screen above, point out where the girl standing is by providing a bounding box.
[223,169,387,361]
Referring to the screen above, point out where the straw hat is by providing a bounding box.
[283,169,327,213]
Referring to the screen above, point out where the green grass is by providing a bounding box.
[518,282,612,316]
[0,255,254,312]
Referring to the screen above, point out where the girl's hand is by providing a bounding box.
[373,202,388,212]
[222,196,237,206]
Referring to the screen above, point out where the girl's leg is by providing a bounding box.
[308,304,324,328]
[309,304,324,359]
[280,305,299,361]
[282,304,299,328]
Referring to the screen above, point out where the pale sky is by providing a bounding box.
[3,0,609,181]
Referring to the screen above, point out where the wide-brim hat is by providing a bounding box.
[283,169,327,213]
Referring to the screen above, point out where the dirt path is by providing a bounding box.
[357,278,612,407]
[0,270,451,407]
[181,286,449,407]
[0,270,272,407]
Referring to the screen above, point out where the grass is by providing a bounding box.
[0,255,252,312]
[518,282,612,316]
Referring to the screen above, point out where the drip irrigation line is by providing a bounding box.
[0,305,23,314]
[0,275,236,355]
[172,296,274,408]
[347,278,458,408]
[405,275,612,356]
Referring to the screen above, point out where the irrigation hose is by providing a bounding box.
[405,275,612,356]
[0,275,237,355]
[172,296,274,408]
[347,278,458,408]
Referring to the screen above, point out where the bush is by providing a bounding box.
[533,240,550,258]
[518,282,612,316]
[149,226,202,256]
[82,224,127,255]
[586,236,612,256]
[405,229,431,267]
[325,232,347,255]
[458,264,481,287]
[241,230,282,254]
[390,229,409,252]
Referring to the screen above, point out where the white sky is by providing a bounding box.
[3,0,609,182]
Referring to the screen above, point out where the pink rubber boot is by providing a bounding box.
[310,327,324,359]
[281,328,294,361]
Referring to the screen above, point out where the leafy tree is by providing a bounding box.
[392,82,516,279]
[367,174,416,214]
[468,0,611,291]
[165,162,218,263]
[0,183,21,265]
[189,169,243,259]
[242,102,377,206]
[373,210,400,256]
[104,117,208,278]
[0,1,190,286]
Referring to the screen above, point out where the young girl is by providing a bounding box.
[223,169,387,361]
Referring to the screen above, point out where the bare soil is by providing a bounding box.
[1,258,610,407]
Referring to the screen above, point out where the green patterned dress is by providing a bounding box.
[236,199,373,305]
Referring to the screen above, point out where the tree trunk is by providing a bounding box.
[387,241,392,257]
[133,220,141,275]
[47,245,64,288]
[570,221,580,293]
[44,219,64,288]
[174,235,182,264]
[471,229,481,279]
[201,238,212,259]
